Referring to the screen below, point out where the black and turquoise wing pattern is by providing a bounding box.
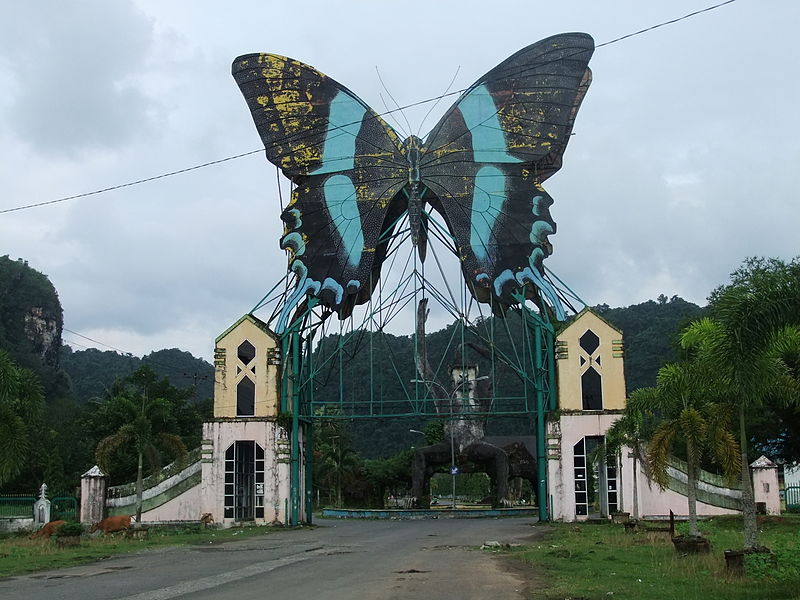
[232,54,408,329]
[420,33,594,317]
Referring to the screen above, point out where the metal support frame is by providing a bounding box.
[277,296,557,525]
[267,209,563,525]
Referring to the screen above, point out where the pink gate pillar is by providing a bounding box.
[80,465,108,525]
[751,456,780,515]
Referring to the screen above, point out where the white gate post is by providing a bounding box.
[32,483,51,526]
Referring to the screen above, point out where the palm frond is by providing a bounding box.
[647,421,677,489]
[678,407,708,451]
[95,425,134,473]
[157,433,188,467]
[0,406,28,483]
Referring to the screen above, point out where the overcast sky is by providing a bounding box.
[1,0,797,362]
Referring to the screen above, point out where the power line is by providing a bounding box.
[63,327,211,381]
[64,327,128,354]
[0,149,263,215]
[0,0,740,216]
[597,0,738,47]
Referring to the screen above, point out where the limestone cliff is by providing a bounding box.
[0,255,64,371]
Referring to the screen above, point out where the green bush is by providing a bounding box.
[745,544,800,582]
[55,522,85,537]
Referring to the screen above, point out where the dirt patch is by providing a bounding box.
[495,552,543,598]
[492,524,553,599]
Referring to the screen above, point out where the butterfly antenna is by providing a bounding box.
[375,66,413,138]
[419,65,461,140]
[378,92,408,139]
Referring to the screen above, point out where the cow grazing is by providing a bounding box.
[29,519,66,539]
[89,515,132,534]
[199,513,214,528]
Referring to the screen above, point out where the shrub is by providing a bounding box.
[55,522,85,537]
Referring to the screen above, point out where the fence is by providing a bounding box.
[0,492,78,519]
[0,495,36,518]
[52,496,78,520]
[786,485,800,510]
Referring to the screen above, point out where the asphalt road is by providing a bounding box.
[0,516,545,600]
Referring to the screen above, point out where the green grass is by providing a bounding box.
[0,524,287,578]
[507,515,800,600]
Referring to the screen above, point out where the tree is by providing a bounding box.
[312,409,362,508]
[94,367,189,521]
[363,450,413,505]
[681,256,800,548]
[629,361,740,537]
[0,350,44,485]
[603,400,653,519]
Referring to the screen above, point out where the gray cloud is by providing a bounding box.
[1,0,798,361]
[1,1,161,156]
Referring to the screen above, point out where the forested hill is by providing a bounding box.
[594,295,705,391]
[61,346,214,404]
[0,255,214,404]
[0,255,69,400]
[315,295,704,458]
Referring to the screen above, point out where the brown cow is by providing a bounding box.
[199,513,214,528]
[29,519,66,539]
[89,515,133,534]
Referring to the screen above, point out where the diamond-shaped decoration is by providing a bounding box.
[238,340,256,364]
[579,329,600,355]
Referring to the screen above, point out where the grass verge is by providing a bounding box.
[0,524,288,578]
[506,515,800,600]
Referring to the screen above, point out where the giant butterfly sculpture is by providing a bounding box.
[233,33,593,331]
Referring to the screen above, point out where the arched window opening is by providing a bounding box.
[237,376,255,416]
[581,367,603,410]
[224,441,266,520]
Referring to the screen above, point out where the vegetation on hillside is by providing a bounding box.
[1,253,798,506]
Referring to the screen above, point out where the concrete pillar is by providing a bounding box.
[750,455,780,515]
[32,483,51,526]
[80,465,107,525]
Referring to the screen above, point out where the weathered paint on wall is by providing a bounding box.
[137,481,202,522]
[80,466,107,525]
[213,314,280,418]
[550,309,742,522]
[201,419,295,525]
[106,460,202,517]
[556,310,626,411]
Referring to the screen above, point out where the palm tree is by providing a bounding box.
[0,350,43,485]
[95,393,187,522]
[629,361,740,537]
[681,257,800,549]
[682,318,800,547]
[603,400,652,520]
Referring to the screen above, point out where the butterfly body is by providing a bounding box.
[233,33,594,330]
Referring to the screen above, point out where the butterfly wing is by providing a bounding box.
[232,54,408,328]
[420,33,594,317]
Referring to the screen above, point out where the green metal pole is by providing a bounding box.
[290,329,301,526]
[280,335,289,413]
[534,320,548,522]
[304,419,313,524]
[302,329,314,524]
[547,328,558,411]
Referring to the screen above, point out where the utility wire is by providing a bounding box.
[64,327,211,381]
[0,149,263,215]
[63,327,128,354]
[0,0,739,216]
[597,0,737,47]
